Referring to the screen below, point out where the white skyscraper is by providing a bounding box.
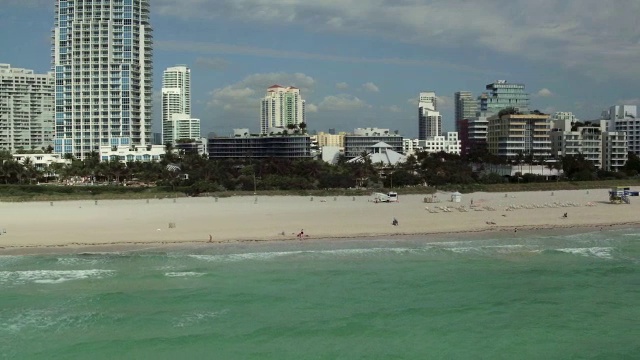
[418,91,441,140]
[606,105,639,154]
[52,0,153,159]
[162,65,197,144]
[260,85,305,134]
[0,64,54,152]
[419,91,437,111]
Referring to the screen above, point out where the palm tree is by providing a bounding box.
[47,162,66,183]
[299,122,307,134]
[21,158,37,184]
[107,160,128,184]
[162,142,179,165]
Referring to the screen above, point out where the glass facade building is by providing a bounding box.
[52,0,153,159]
[208,136,313,159]
[479,80,529,115]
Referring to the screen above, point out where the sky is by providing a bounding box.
[1,0,640,138]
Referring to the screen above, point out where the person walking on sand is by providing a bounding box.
[297,229,304,239]
[209,234,213,243]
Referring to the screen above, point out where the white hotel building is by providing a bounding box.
[549,112,627,171]
[260,85,305,134]
[606,105,640,155]
[418,91,441,140]
[0,64,54,152]
[162,65,199,144]
[403,132,461,156]
[52,0,153,159]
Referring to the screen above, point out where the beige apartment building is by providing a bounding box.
[316,132,345,148]
[487,113,551,161]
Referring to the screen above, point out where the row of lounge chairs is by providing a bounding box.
[505,201,593,211]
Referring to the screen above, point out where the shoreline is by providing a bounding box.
[1,188,638,255]
[1,221,637,256]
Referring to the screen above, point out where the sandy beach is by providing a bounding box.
[0,188,638,253]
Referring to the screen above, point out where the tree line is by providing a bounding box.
[1,147,640,194]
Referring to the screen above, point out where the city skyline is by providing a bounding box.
[2,0,639,138]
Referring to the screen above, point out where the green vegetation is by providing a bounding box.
[1,147,639,202]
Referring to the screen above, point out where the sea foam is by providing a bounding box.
[0,269,115,285]
[554,247,614,260]
[188,247,426,263]
[164,272,206,277]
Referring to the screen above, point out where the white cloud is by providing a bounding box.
[194,57,230,70]
[208,72,316,112]
[536,88,554,97]
[306,103,319,113]
[154,0,640,79]
[336,82,349,90]
[318,94,368,111]
[155,40,483,72]
[436,95,453,109]
[362,82,380,93]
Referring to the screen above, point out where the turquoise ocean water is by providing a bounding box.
[1,229,639,359]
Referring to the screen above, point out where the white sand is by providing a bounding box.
[0,189,637,251]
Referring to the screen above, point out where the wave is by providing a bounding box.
[164,272,206,278]
[174,309,229,328]
[188,247,428,263]
[552,247,614,260]
[0,269,115,285]
[444,244,533,255]
[0,308,105,334]
[56,257,106,266]
[0,256,25,268]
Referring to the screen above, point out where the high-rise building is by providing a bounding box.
[162,65,191,144]
[605,105,640,154]
[487,113,551,161]
[454,91,477,155]
[467,113,489,154]
[168,114,200,141]
[0,64,54,152]
[419,92,437,111]
[549,111,628,171]
[479,80,529,115]
[454,91,476,130]
[52,0,153,159]
[550,113,603,168]
[418,92,441,140]
[260,85,305,135]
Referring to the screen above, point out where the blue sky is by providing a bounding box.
[2,0,640,138]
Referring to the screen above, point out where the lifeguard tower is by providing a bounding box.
[609,186,639,204]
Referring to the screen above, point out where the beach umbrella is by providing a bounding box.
[166,163,181,172]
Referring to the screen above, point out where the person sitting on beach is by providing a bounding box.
[392,218,399,226]
[563,212,568,218]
